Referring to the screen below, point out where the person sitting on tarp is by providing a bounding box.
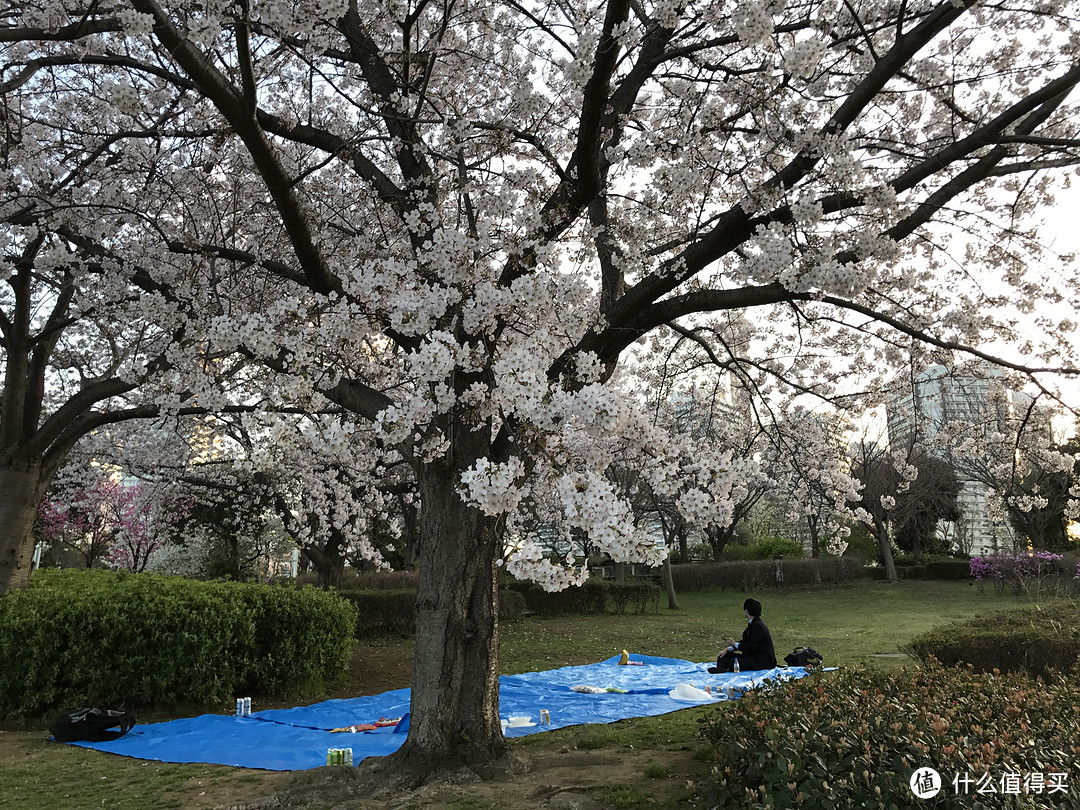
[708,597,776,673]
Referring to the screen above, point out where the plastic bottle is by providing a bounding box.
[733,656,740,674]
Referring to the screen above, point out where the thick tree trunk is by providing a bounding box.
[386,456,510,778]
[0,458,48,595]
[304,529,347,589]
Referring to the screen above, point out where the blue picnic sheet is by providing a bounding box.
[70,654,813,770]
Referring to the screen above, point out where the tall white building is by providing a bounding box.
[886,365,1020,555]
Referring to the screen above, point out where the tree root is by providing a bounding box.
[227,751,530,810]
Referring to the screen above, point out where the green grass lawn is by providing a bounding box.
[499,579,1032,673]
[0,580,1042,809]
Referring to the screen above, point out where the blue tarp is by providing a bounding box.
[72,655,813,770]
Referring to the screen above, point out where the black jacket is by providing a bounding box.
[737,616,777,670]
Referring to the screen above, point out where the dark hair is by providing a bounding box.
[743,598,762,617]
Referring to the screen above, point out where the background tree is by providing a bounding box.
[891,451,961,558]
[848,437,903,581]
[938,382,1078,550]
[0,231,181,591]
[770,409,860,562]
[8,0,1080,783]
[36,479,120,569]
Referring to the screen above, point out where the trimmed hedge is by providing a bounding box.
[337,587,528,638]
[903,601,1080,677]
[504,577,662,615]
[699,662,1080,809]
[604,580,662,614]
[499,588,527,622]
[669,557,865,592]
[506,577,610,615]
[925,559,971,580]
[0,569,356,719]
[339,588,417,637]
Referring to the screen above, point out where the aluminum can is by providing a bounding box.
[726,685,735,700]
[236,698,244,716]
[539,709,550,724]
[344,748,353,766]
[242,697,252,716]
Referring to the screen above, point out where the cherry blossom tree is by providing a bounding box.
[768,407,860,559]
[102,480,195,572]
[848,435,904,579]
[7,0,1080,781]
[36,479,119,569]
[943,388,1079,549]
[891,449,960,558]
[0,230,178,591]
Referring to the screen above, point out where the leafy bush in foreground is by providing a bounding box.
[0,569,356,719]
[699,663,1080,809]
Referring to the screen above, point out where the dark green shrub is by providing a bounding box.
[606,579,661,614]
[725,537,806,560]
[0,569,356,719]
[236,584,357,696]
[336,587,527,639]
[339,588,416,637]
[898,563,928,579]
[350,570,420,590]
[499,587,526,622]
[507,577,609,615]
[669,558,863,592]
[698,662,1080,809]
[904,602,1080,677]
[925,560,971,580]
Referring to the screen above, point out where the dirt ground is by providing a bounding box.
[1,641,712,810]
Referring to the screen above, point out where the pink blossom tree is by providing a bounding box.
[36,480,120,569]
[103,482,195,573]
[6,0,1080,780]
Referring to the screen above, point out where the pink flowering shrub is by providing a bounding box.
[969,552,1067,597]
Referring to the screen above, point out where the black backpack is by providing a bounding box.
[784,647,824,669]
[49,708,136,743]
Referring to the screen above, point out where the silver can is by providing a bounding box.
[242,697,252,716]
[236,698,244,716]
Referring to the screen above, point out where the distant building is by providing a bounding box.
[886,365,1022,555]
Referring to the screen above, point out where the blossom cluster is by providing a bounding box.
[782,36,828,79]
[733,0,773,45]
[458,457,528,516]
[505,541,590,592]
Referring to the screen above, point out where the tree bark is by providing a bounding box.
[0,457,48,594]
[874,515,898,583]
[386,452,510,778]
[303,529,347,589]
[661,557,679,610]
